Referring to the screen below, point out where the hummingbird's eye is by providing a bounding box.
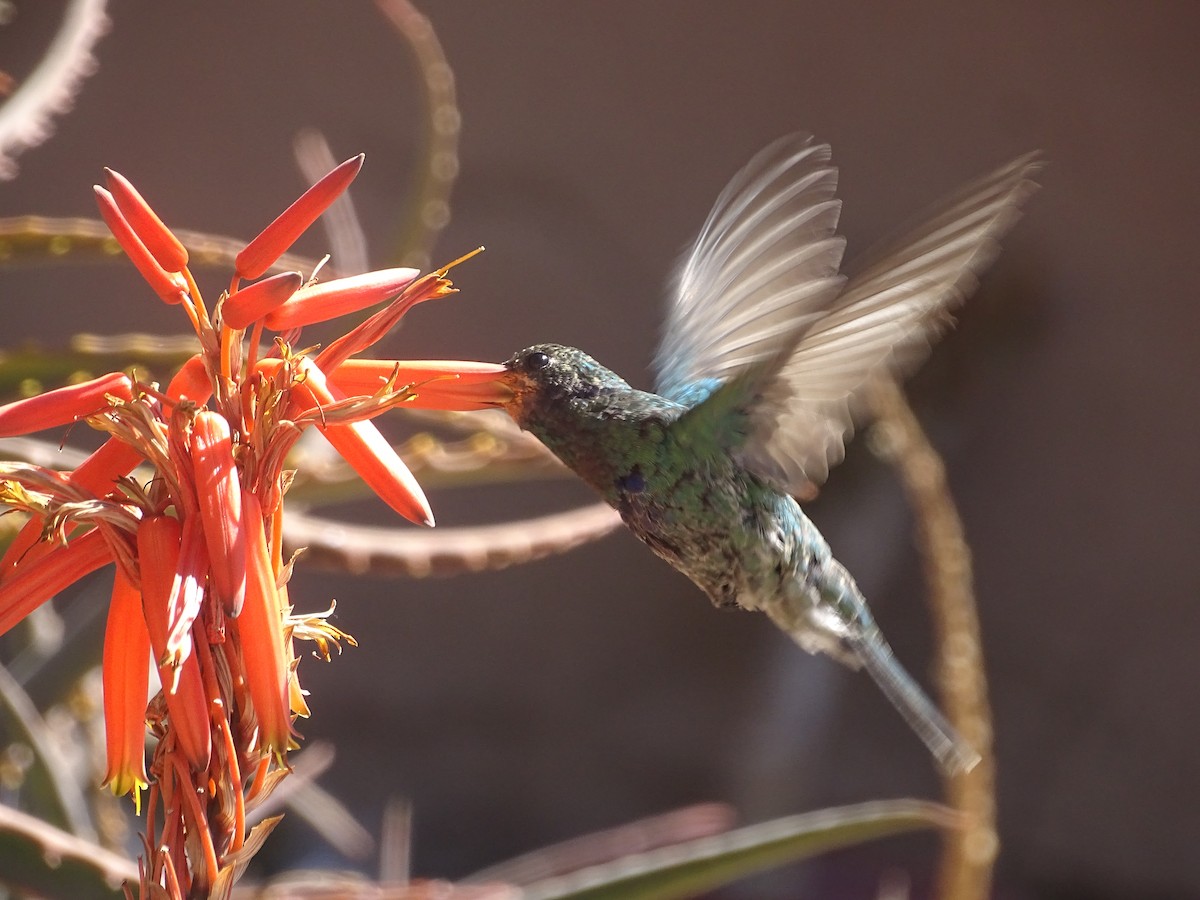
[524,350,551,371]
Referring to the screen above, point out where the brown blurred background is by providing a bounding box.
[2,3,1198,898]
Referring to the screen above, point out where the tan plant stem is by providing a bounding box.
[376,0,461,270]
[867,378,997,900]
[283,502,622,577]
[0,215,325,276]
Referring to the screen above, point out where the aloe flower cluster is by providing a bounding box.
[0,155,507,895]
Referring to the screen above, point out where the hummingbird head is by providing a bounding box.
[499,343,631,430]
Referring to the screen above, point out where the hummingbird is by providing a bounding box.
[491,134,1039,774]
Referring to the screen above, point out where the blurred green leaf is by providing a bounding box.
[522,799,957,900]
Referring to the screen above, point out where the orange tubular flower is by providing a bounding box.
[0,529,112,634]
[0,372,133,437]
[237,490,291,756]
[0,436,143,581]
[290,357,433,526]
[164,513,209,665]
[221,271,302,330]
[313,252,481,373]
[263,267,419,331]
[165,354,213,404]
[102,567,150,803]
[328,359,511,410]
[0,153,507,893]
[68,435,147,496]
[104,168,189,272]
[137,515,211,771]
[190,412,246,615]
[235,154,364,280]
[94,186,188,304]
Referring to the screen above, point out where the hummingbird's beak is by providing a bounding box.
[326,359,516,411]
[491,362,544,421]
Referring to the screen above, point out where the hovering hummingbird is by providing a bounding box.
[489,135,1039,774]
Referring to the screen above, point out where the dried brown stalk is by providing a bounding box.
[867,378,997,900]
[375,0,462,270]
[0,215,326,276]
[283,502,622,577]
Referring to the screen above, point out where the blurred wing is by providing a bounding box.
[746,151,1043,492]
[653,134,847,405]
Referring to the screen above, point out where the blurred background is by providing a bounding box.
[2,2,1198,898]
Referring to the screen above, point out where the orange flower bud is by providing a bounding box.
[237,490,292,756]
[190,412,246,615]
[165,354,213,405]
[136,515,211,770]
[0,528,112,635]
[94,186,189,304]
[222,271,303,330]
[292,359,434,527]
[104,168,189,272]
[235,154,364,281]
[0,372,133,437]
[263,268,418,331]
[327,359,511,410]
[102,566,150,802]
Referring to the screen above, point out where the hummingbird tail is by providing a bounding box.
[844,628,981,775]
